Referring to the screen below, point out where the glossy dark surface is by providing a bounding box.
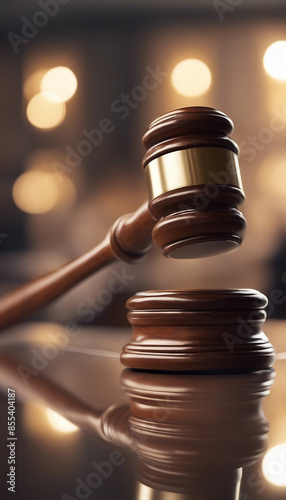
[0,321,285,499]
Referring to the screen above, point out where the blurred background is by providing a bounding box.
[1,1,286,499]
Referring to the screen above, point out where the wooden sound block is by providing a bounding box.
[121,289,275,371]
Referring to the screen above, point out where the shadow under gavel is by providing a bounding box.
[0,106,246,330]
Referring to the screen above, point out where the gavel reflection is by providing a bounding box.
[0,106,245,330]
[0,107,275,499]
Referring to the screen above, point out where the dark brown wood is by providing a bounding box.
[142,107,246,258]
[142,106,239,168]
[121,289,275,371]
[150,187,246,258]
[148,185,246,258]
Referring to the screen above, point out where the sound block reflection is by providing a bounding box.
[122,368,275,500]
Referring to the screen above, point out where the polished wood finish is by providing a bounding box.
[121,289,275,371]
[122,368,275,497]
[150,186,246,258]
[142,107,246,258]
[0,342,275,499]
[142,107,238,168]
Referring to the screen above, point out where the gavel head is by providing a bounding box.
[142,106,246,259]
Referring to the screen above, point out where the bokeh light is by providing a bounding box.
[12,171,59,214]
[23,69,47,100]
[258,156,286,200]
[12,167,76,214]
[26,92,66,129]
[171,58,212,97]
[41,66,78,103]
[24,149,77,207]
[262,444,286,487]
[46,408,79,434]
[263,41,286,81]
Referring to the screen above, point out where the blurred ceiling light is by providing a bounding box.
[12,171,59,214]
[262,444,286,487]
[46,408,79,434]
[26,92,66,129]
[263,41,286,81]
[41,66,78,103]
[23,69,47,100]
[171,58,211,97]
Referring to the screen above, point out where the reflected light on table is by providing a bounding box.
[263,41,286,81]
[262,443,286,487]
[23,404,80,441]
[171,58,211,97]
[46,408,79,434]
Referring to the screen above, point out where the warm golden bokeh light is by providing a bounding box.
[46,408,79,434]
[24,149,77,207]
[12,171,59,214]
[270,160,286,197]
[258,156,286,202]
[23,404,80,442]
[41,66,78,103]
[262,444,286,487]
[171,58,211,97]
[57,175,77,206]
[23,69,47,100]
[26,93,66,129]
[263,41,286,81]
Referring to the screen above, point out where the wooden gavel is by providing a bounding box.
[0,104,275,500]
[0,106,246,331]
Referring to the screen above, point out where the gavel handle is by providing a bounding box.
[0,201,155,331]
